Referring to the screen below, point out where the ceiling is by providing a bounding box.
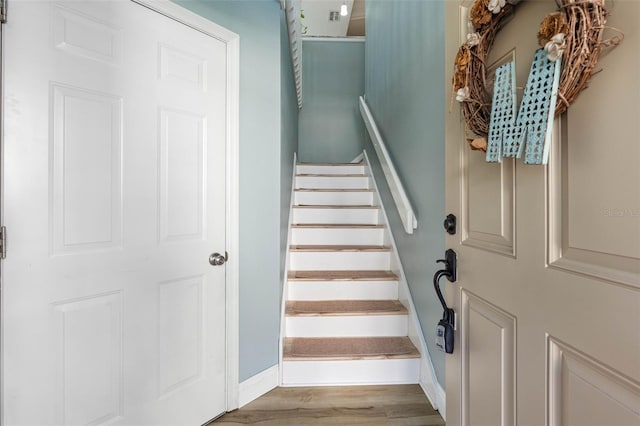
[300,0,365,38]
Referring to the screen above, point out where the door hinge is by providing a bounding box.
[0,226,6,259]
[1,0,7,23]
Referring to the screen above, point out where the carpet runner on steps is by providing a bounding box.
[284,337,420,361]
[287,270,398,280]
[290,245,390,252]
[286,300,408,316]
[291,223,384,228]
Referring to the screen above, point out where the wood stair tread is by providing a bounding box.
[295,189,372,193]
[297,162,363,166]
[292,223,384,229]
[293,205,379,209]
[296,174,368,177]
[286,300,407,316]
[283,337,420,361]
[290,245,390,252]
[288,270,399,281]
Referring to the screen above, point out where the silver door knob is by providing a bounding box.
[209,252,228,266]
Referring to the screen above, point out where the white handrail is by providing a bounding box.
[359,96,418,234]
[283,0,303,108]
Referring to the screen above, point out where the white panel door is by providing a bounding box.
[2,1,228,425]
[445,1,640,425]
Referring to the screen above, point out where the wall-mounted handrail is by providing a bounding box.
[359,96,418,234]
[283,0,303,108]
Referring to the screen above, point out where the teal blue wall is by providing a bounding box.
[174,0,290,382]
[364,0,446,385]
[280,12,299,291]
[298,41,365,163]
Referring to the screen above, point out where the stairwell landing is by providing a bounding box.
[281,160,422,386]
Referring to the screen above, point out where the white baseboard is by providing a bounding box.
[238,365,279,408]
[435,382,446,421]
[364,149,446,419]
[419,359,446,421]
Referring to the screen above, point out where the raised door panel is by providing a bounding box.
[158,108,206,243]
[52,4,123,65]
[461,291,515,426]
[459,5,516,258]
[52,292,124,425]
[159,44,207,92]
[51,84,123,255]
[547,337,640,426]
[547,2,640,288]
[157,276,205,398]
[462,149,516,257]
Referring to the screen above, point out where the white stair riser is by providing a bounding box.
[296,165,365,175]
[287,281,399,301]
[285,315,408,337]
[282,358,420,386]
[294,191,373,206]
[284,162,420,388]
[291,228,384,246]
[293,208,379,224]
[295,176,369,190]
[290,251,391,271]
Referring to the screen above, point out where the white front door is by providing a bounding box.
[445,1,640,425]
[2,1,230,424]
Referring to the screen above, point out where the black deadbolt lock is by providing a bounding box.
[444,214,457,235]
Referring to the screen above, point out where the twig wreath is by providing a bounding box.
[452,0,623,152]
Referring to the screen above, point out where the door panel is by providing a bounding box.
[3,1,228,424]
[548,337,640,426]
[157,276,204,397]
[52,292,124,425]
[462,151,516,256]
[547,2,640,285]
[51,84,124,254]
[462,291,516,426]
[159,108,206,242]
[445,1,640,425]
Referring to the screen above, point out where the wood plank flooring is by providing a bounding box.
[210,385,445,425]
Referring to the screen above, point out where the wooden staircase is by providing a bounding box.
[282,162,421,386]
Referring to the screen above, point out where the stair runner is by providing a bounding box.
[282,162,420,385]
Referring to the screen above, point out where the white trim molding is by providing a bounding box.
[132,0,241,412]
[350,153,364,163]
[363,151,443,411]
[420,366,447,421]
[279,153,298,385]
[239,365,279,408]
[225,30,241,412]
[132,0,238,42]
[359,96,418,234]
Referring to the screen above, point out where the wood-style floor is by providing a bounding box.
[210,385,445,425]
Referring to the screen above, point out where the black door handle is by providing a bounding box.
[434,249,457,354]
[436,248,457,283]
